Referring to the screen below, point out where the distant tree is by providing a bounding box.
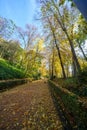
[0,17,15,40]
[0,38,23,64]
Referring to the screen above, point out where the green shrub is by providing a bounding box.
[0,58,25,80]
[78,67,87,84]
[0,78,31,92]
[49,80,87,130]
[54,77,87,96]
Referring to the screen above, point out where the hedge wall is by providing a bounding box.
[49,80,87,130]
[0,78,32,92]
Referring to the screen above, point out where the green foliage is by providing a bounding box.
[59,0,75,7]
[49,80,87,129]
[76,67,87,96]
[54,76,87,96]
[59,0,65,6]
[54,77,78,89]
[78,66,87,84]
[78,85,87,97]
[0,39,23,64]
[0,58,26,80]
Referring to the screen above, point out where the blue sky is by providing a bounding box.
[0,0,37,29]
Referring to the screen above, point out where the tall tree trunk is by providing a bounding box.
[65,29,81,72]
[66,64,69,78]
[52,5,81,73]
[78,42,87,61]
[72,59,77,77]
[51,45,55,80]
[55,42,66,79]
[53,32,66,78]
[48,17,66,79]
[49,58,52,79]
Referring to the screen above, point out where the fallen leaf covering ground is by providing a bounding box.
[0,80,63,130]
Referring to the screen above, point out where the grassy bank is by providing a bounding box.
[0,58,25,80]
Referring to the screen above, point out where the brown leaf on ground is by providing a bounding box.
[0,80,63,130]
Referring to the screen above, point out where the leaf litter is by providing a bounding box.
[0,80,63,130]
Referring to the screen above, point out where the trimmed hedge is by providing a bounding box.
[0,78,32,92]
[49,80,87,130]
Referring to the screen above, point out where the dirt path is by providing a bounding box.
[0,80,63,130]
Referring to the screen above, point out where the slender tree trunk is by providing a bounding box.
[52,32,66,79]
[72,59,77,77]
[47,17,66,78]
[78,42,87,61]
[49,58,52,79]
[53,9,81,73]
[51,45,55,80]
[64,29,81,72]
[55,42,66,79]
[66,64,69,78]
